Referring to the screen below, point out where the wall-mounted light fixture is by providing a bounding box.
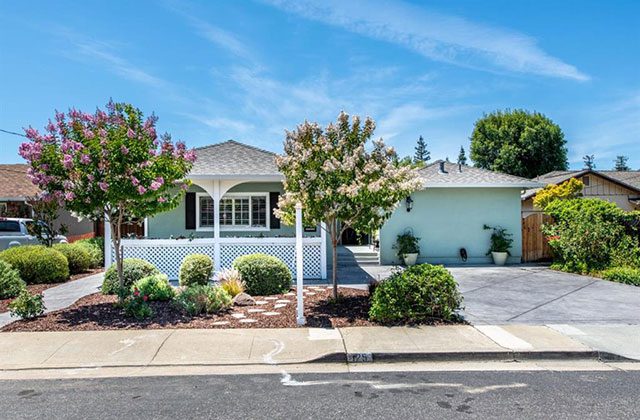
[405,196,414,212]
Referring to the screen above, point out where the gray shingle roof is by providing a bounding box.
[417,160,542,188]
[523,169,640,199]
[189,140,281,177]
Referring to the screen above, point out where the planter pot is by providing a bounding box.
[403,253,418,266]
[491,251,508,266]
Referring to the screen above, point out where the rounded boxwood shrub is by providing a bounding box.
[102,258,160,295]
[75,238,104,268]
[601,267,640,286]
[132,274,175,301]
[369,264,462,323]
[54,243,92,274]
[0,245,69,284]
[175,284,232,316]
[0,260,26,299]
[179,254,213,286]
[232,253,291,296]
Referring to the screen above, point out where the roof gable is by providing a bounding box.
[189,140,281,177]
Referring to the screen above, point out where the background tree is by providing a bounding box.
[19,101,196,300]
[583,154,596,170]
[614,155,630,171]
[457,146,467,165]
[26,194,67,247]
[276,112,422,298]
[414,135,430,164]
[470,109,568,179]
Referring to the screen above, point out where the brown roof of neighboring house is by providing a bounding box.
[522,169,640,199]
[0,164,39,200]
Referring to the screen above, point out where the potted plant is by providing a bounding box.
[393,231,421,266]
[484,225,513,266]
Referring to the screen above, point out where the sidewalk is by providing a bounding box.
[1,324,636,373]
[0,272,104,328]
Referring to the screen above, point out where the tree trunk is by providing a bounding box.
[331,219,338,299]
[111,209,125,303]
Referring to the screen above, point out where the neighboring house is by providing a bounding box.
[0,164,96,242]
[522,169,640,216]
[116,141,541,277]
[379,161,541,265]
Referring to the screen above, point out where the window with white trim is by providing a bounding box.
[199,196,215,228]
[197,193,268,230]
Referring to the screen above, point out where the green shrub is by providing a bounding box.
[232,253,291,295]
[8,290,45,319]
[0,260,27,299]
[101,258,160,295]
[601,267,640,286]
[76,238,104,268]
[369,264,462,323]
[53,243,92,274]
[0,245,69,284]
[132,274,175,301]
[175,285,232,316]
[178,254,213,286]
[124,291,153,319]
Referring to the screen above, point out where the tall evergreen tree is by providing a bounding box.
[583,154,596,170]
[614,155,630,171]
[414,135,430,164]
[457,146,468,165]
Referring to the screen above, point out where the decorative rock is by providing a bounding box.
[255,300,269,305]
[239,319,257,323]
[264,297,278,301]
[231,313,246,319]
[275,299,290,303]
[248,308,266,313]
[274,303,286,309]
[285,292,295,296]
[304,292,316,296]
[212,321,230,326]
[261,311,280,316]
[233,292,256,306]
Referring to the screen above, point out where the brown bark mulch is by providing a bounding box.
[2,286,376,332]
[0,269,104,313]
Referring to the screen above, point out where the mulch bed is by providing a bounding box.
[0,269,104,313]
[2,286,377,332]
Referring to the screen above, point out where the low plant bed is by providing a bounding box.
[0,268,104,313]
[1,285,463,332]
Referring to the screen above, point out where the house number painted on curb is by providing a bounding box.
[347,353,374,363]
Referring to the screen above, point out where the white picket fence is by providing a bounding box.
[110,237,326,280]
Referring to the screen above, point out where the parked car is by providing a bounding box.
[0,218,67,250]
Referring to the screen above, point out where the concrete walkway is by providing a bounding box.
[0,324,634,374]
[0,272,104,328]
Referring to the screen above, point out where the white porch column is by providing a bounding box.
[295,203,305,325]
[320,222,327,280]
[213,179,221,272]
[103,212,112,268]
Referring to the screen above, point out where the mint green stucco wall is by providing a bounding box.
[379,188,523,265]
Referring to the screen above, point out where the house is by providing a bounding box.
[0,164,96,242]
[115,141,541,277]
[522,169,640,216]
[379,161,541,265]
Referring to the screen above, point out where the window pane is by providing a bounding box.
[251,197,267,227]
[0,221,20,232]
[220,198,233,225]
[199,197,215,227]
[235,198,250,226]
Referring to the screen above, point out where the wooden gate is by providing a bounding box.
[522,213,552,262]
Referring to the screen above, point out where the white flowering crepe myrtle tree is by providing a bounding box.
[275,112,422,298]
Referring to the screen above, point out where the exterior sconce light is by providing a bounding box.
[405,196,414,212]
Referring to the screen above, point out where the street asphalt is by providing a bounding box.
[1,370,638,419]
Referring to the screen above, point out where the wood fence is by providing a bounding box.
[522,213,553,262]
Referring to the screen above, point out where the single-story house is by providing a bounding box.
[522,169,640,216]
[0,164,96,242]
[116,141,541,277]
[379,160,541,265]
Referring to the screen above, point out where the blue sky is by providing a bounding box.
[1,0,638,169]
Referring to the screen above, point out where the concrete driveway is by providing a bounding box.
[450,266,640,325]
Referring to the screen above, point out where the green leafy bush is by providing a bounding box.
[484,225,513,254]
[101,258,160,295]
[53,243,92,274]
[600,267,640,286]
[232,253,291,295]
[132,274,175,301]
[175,285,232,316]
[76,238,104,268]
[369,264,462,323]
[8,290,45,319]
[0,245,69,284]
[0,260,27,299]
[543,199,639,273]
[124,288,153,319]
[178,254,213,286]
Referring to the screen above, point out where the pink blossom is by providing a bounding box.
[127,128,135,138]
[64,192,75,201]
[157,196,167,203]
[80,154,91,164]
[148,148,157,156]
[184,149,197,163]
[150,181,161,191]
[87,174,95,182]
[130,176,139,186]
[99,182,109,192]
[62,154,74,169]
[83,128,95,139]
[137,185,147,194]
[120,145,129,155]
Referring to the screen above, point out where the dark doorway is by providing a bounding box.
[341,228,369,245]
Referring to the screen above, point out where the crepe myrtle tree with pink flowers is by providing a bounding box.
[275,112,422,299]
[19,101,196,300]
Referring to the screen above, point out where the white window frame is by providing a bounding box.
[195,192,270,232]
